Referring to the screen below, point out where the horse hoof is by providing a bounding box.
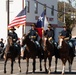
[19,70,21,72]
[62,73,64,75]
[4,71,6,74]
[33,70,35,73]
[26,71,28,74]
[11,71,13,74]
[54,70,57,73]
[40,68,42,71]
[45,69,48,73]
[48,71,51,74]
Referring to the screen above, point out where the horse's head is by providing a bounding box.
[62,39,69,48]
[43,37,54,51]
[58,36,66,47]
[22,34,30,46]
[7,36,13,46]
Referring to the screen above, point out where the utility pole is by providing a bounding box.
[7,0,10,41]
[7,0,10,25]
[64,1,65,24]
[22,0,24,36]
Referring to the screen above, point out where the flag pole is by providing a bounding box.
[7,0,10,42]
[22,0,24,36]
[42,6,46,39]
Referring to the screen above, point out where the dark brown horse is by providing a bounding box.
[21,34,44,73]
[4,36,21,74]
[55,37,75,74]
[43,37,54,74]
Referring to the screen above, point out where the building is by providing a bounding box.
[72,25,76,38]
[0,0,63,42]
[25,0,63,42]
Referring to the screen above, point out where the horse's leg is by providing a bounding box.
[39,58,42,71]
[48,57,52,74]
[4,58,8,73]
[55,57,58,73]
[61,58,67,75]
[18,56,21,72]
[44,58,47,73]
[68,57,74,72]
[32,58,36,73]
[26,58,29,74]
[11,59,14,74]
[62,63,65,75]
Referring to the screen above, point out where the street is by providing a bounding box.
[0,56,76,75]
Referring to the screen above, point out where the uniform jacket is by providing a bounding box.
[60,29,71,39]
[28,29,38,41]
[8,32,18,42]
[45,29,54,40]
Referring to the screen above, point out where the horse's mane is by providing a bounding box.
[7,36,13,46]
[22,34,36,51]
[62,40,69,50]
[46,39,54,52]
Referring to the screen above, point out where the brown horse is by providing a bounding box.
[55,37,75,74]
[43,37,54,74]
[21,34,44,73]
[4,36,21,74]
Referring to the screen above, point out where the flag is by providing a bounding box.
[44,16,48,30]
[8,7,26,28]
[36,10,45,38]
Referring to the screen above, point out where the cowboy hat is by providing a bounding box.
[31,23,36,27]
[48,23,52,28]
[10,27,16,30]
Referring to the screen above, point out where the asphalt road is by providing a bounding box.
[0,56,76,75]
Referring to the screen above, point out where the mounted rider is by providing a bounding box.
[28,23,40,48]
[58,25,75,56]
[44,23,57,47]
[0,27,20,59]
[8,27,20,51]
[21,23,40,58]
[58,25,71,48]
[8,27,18,43]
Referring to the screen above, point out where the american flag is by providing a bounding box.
[8,7,26,28]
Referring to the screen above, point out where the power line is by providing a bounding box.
[33,0,65,13]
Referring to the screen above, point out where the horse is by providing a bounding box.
[3,36,21,74]
[43,37,54,74]
[21,34,44,74]
[54,36,75,74]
